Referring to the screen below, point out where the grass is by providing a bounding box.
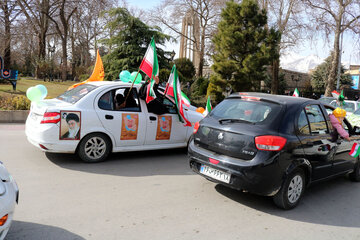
[0,77,75,99]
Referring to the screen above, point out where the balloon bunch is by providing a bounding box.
[26,84,48,102]
[119,70,142,84]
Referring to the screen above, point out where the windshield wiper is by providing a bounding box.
[218,118,254,124]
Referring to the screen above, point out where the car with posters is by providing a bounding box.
[25,81,203,163]
[188,93,360,209]
[0,161,18,239]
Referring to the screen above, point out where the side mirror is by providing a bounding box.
[354,126,360,134]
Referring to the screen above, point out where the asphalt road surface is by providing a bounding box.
[1,124,360,240]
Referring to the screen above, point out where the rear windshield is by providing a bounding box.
[57,84,97,104]
[210,98,282,123]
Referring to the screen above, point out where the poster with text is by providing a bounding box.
[156,116,172,140]
[121,113,139,140]
[60,111,81,140]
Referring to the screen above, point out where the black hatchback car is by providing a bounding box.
[188,92,360,209]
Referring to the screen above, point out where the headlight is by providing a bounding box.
[0,181,5,196]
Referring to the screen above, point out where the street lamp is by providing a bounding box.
[170,50,176,61]
[48,43,55,82]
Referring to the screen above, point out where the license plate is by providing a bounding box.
[200,165,231,183]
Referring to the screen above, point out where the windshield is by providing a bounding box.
[57,84,97,104]
[210,98,282,124]
[330,100,356,113]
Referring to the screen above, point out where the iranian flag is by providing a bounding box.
[203,96,212,116]
[172,65,192,127]
[350,143,360,157]
[165,65,191,107]
[292,88,299,97]
[139,38,159,103]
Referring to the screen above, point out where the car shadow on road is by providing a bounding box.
[45,148,195,177]
[6,221,85,240]
[215,176,360,228]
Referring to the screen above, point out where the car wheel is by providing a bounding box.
[78,133,111,163]
[273,169,305,210]
[349,160,360,182]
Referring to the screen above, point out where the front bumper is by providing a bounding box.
[188,140,283,196]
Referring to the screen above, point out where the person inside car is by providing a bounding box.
[139,76,168,115]
[114,93,125,110]
[329,107,351,141]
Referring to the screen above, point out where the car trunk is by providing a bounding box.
[28,99,72,124]
[193,119,280,160]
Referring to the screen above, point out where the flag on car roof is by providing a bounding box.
[171,65,192,127]
[165,65,191,107]
[349,142,360,158]
[292,88,299,97]
[203,96,212,116]
[140,38,159,103]
[68,50,104,90]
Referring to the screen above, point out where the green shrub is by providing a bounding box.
[0,95,31,110]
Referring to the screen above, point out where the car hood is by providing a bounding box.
[30,98,73,115]
[185,107,204,123]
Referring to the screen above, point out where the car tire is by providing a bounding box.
[349,160,360,182]
[77,133,111,163]
[273,169,305,210]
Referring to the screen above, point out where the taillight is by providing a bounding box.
[255,135,287,151]
[193,122,200,133]
[40,112,60,124]
[0,214,8,226]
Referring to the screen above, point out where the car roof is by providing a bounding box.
[227,92,316,107]
[86,81,143,88]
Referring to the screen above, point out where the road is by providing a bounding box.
[1,124,360,240]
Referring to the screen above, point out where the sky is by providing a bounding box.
[126,0,360,66]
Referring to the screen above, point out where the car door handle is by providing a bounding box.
[105,114,113,120]
[149,116,157,121]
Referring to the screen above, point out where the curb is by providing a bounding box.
[0,110,29,123]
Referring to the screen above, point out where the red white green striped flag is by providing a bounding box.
[203,96,212,116]
[139,38,159,103]
[292,88,299,97]
[171,65,192,127]
[165,65,191,107]
[349,143,360,157]
[181,91,190,107]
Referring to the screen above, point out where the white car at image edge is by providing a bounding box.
[25,81,204,163]
[0,161,18,240]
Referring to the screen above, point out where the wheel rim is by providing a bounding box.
[287,175,303,204]
[84,137,106,160]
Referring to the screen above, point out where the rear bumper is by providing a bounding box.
[188,140,283,196]
[25,118,78,153]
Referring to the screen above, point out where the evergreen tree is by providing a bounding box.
[209,0,280,100]
[101,8,172,81]
[173,58,196,83]
[311,54,352,93]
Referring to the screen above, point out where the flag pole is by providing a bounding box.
[124,69,142,103]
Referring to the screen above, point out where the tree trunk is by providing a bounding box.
[197,31,206,78]
[325,30,340,97]
[61,36,67,81]
[3,2,11,69]
[271,58,280,94]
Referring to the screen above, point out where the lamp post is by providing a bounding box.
[48,43,55,82]
[170,50,176,62]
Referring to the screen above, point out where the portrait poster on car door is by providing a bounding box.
[121,113,139,140]
[60,111,81,140]
[156,116,172,140]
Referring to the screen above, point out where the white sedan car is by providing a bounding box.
[0,161,18,240]
[25,81,204,163]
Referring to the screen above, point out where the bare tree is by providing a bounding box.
[258,0,307,94]
[0,0,21,68]
[46,0,77,81]
[149,0,226,77]
[305,0,360,96]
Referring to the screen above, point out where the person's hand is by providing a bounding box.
[345,136,351,141]
[154,76,159,84]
